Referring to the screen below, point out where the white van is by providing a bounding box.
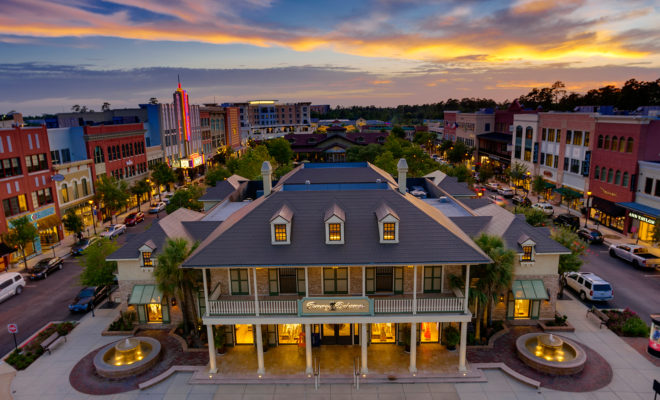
[0,272,26,302]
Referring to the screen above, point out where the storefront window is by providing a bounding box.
[514,299,530,319]
[637,219,654,242]
[278,324,302,344]
[371,323,395,343]
[421,322,439,343]
[235,324,254,344]
[146,303,162,323]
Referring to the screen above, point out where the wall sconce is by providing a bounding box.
[499,294,505,303]
[171,297,177,307]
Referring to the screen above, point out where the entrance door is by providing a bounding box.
[321,324,353,345]
[279,268,297,294]
[375,267,393,292]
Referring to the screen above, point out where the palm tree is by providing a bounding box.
[154,238,201,340]
[531,175,547,198]
[474,234,515,331]
[130,179,151,211]
[508,162,528,188]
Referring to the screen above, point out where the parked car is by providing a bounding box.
[68,285,110,312]
[497,187,515,198]
[511,195,532,207]
[70,237,100,256]
[0,272,25,302]
[149,202,166,213]
[100,224,126,239]
[163,194,174,205]
[609,243,660,269]
[532,202,554,216]
[488,194,507,206]
[485,182,501,192]
[124,211,145,226]
[409,186,427,198]
[553,213,580,230]
[577,228,604,244]
[473,185,486,195]
[27,257,64,280]
[563,272,613,302]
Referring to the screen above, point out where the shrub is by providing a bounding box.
[443,325,460,348]
[109,311,137,331]
[621,316,650,337]
[546,314,568,327]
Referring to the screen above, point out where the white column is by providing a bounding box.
[464,265,470,314]
[305,267,309,297]
[202,268,210,313]
[362,266,366,297]
[256,324,265,375]
[409,323,417,374]
[253,267,260,316]
[206,324,217,373]
[361,323,368,374]
[412,266,417,315]
[305,324,312,375]
[459,321,468,372]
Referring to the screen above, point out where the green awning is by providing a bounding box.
[129,285,164,305]
[553,187,582,199]
[543,182,556,189]
[512,280,548,300]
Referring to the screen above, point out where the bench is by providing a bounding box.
[40,332,66,355]
[586,307,610,329]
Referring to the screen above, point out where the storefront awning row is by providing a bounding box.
[512,280,548,300]
[129,285,164,305]
[553,187,582,199]
[616,202,660,219]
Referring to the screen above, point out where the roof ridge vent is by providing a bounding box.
[305,180,310,185]
[376,178,381,183]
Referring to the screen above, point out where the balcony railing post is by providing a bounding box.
[412,265,417,315]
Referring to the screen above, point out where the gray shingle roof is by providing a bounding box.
[107,224,168,260]
[449,216,492,237]
[501,216,570,254]
[459,198,492,210]
[437,176,475,197]
[183,188,491,268]
[181,221,222,242]
[279,164,396,186]
[199,180,238,202]
[324,203,345,221]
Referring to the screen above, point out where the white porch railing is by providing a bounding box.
[416,297,463,313]
[208,300,297,316]
[374,298,412,313]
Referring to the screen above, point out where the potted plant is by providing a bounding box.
[443,325,460,351]
[399,324,411,353]
[214,325,226,355]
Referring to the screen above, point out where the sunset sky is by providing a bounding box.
[1,0,659,115]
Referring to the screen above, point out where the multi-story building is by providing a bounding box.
[626,161,660,241]
[0,112,24,129]
[232,100,311,141]
[443,110,494,149]
[84,123,148,183]
[589,115,660,233]
[199,109,213,166]
[510,113,539,179]
[0,126,61,263]
[160,84,203,173]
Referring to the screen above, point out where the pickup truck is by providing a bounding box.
[609,244,660,269]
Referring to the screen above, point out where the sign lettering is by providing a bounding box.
[628,212,656,225]
[599,187,617,198]
[299,297,372,316]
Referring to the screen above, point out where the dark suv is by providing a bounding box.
[554,213,580,230]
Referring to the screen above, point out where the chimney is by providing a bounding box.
[397,158,408,195]
[261,161,272,196]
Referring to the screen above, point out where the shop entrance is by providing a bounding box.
[321,323,355,345]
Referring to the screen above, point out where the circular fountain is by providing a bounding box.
[516,333,586,375]
[93,337,161,379]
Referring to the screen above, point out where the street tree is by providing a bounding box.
[94,175,129,222]
[154,238,201,339]
[165,186,203,214]
[391,125,405,139]
[226,145,273,180]
[447,141,469,164]
[532,175,547,197]
[551,227,586,297]
[3,216,38,272]
[204,165,231,187]
[266,137,294,166]
[130,179,151,210]
[150,162,176,200]
[71,104,81,112]
[508,162,528,188]
[62,209,85,239]
[80,237,118,286]
[478,165,494,183]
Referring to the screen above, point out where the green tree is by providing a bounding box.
[551,227,586,297]
[62,209,84,238]
[205,165,231,186]
[94,175,129,222]
[227,145,273,180]
[154,238,201,338]
[514,207,547,226]
[413,130,435,153]
[266,137,294,166]
[3,216,38,272]
[391,125,405,139]
[531,175,547,197]
[447,141,469,164]
[373,151,398,176]
[508,162,528,188]
[165,186,204,214]
[346,143,381,163]
[402,146,437,177]
[130,179,151,211]
[150,163,176,200]
[478,165,494,183]
[80,237,118,286]
[474,234,515,335]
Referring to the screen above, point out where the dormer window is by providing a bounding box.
[324,204,345,244]
[375,203,399,244]
[139,241,157,268]
[522,246,533,261]
[518,235,536,263]
[271,205,293,245]
[142,251,153,267]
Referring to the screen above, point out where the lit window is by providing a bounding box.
[328,223,341,241]
[383,223,396,240]
[142,252,152,267]
[522,246,533,261]
[274,224,287,242]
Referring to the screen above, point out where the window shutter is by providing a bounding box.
[531,300,540,320]
[268,269,279,296]
[365,267,375,294]
[297,268,306,295]
[394,267,403,294]
[137,305,146,323]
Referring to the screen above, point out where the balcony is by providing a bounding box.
[207,293,464,317]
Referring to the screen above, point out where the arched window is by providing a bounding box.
[611,136,618,151]
[514,126,523,159]
[597,135,603,148]
[594,166,600,180]
[600,167,606,181]
[61,183,69,203]
[626,137,633,153]
[94,146,104,163]
[615,170,621,185]
[618,137,626,152]
[82,178,89,196]
[607,168,613,183]
[622,172,629,187]
[604,136,610,150]
[73,181,79,199]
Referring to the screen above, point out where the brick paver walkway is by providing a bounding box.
[69,329,208,395]
[467,326,613,392]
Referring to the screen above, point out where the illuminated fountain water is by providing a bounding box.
[516,333,586,375]
[93,337,161,379]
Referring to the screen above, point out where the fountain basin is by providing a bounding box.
[516,333,586,375]
[93,337,161,379]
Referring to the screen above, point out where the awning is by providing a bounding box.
[616,202,660,219]
[592,197,626,217]
[129,285,164,305]
[37,214,61,230]
[543,182,556,189]
[512,280,548,300]
[553,187,582,199]
[0,242,15,257]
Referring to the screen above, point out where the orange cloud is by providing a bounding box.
[371,80,392,85]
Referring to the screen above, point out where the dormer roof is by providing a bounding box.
[271,204,293,223]
[375,203,399,221]
[324,203,345,222]
[517,234,536,247]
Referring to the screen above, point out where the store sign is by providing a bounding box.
[543,171,553,178]
[582,151,591,177]
[8,206,55,228]
[599,187,617,198]
[628,212,656,225]
[532,143,538,163]
[298,297,373,316]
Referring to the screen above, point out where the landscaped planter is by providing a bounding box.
[4,321,76,370]
[538,320,575,332]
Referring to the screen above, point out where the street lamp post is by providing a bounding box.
[88,200,97,236]
[585,191,592,228]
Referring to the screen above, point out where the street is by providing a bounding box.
[567,242,660,324]
[0,209,163,357]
